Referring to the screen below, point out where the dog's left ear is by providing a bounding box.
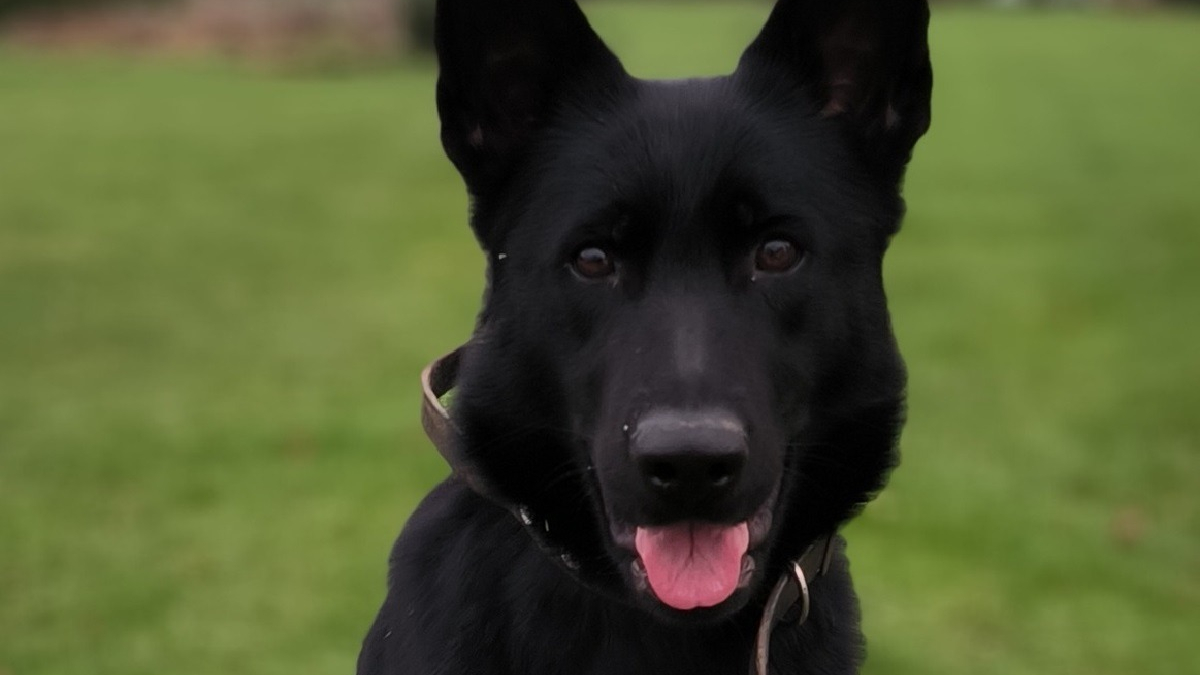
[435,0,625,203]
[738,0,932,185]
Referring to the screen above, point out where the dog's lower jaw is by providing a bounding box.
[360,479,867,675]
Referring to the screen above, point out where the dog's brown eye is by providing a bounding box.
[573,246,615,279]
[755,238,802,274]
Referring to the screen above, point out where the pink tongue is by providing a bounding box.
[634,522,750,610]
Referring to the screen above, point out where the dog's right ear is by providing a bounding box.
[435,0,624,200]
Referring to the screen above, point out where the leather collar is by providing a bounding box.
[419,346,834,675]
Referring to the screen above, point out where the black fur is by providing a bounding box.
[360,1,931,673]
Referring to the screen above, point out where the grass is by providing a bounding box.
[1,3,1198,674]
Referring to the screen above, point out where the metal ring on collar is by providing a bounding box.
[753,561,811,675]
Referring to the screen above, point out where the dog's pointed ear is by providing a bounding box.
[435,0,624,199]
[738,0,932,185]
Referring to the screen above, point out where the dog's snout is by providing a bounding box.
[631,409,748,502]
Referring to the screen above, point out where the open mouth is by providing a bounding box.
[609,492,777,611]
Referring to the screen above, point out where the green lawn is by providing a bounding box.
[2,4,1198,674]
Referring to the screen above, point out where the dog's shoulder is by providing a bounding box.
[359,480,521,674]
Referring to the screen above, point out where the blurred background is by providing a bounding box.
[1,1,1197,674]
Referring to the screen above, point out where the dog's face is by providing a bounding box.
[435,0,930,621]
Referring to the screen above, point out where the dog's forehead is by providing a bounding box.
[518,78,857,228]
[569,77,791,177]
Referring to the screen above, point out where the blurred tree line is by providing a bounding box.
[398,0,1197,54]
[0,0,403,67]
[2,0,1195,50]
[0,0,168,20]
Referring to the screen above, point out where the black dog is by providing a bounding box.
[359,0,931,672]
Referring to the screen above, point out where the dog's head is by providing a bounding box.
[434,0,931,621]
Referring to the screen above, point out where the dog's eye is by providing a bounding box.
[754,238,803,274]
[573,246,615,280]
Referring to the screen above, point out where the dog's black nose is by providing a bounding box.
[631,409,748,502]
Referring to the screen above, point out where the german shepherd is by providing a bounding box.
[359,1,931,672]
